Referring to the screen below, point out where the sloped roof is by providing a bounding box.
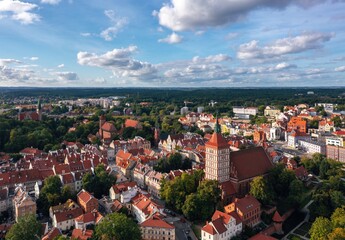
[230,147,273,181]
[140,215,174,229]
[201,224,217,235]
[205,132,229,149]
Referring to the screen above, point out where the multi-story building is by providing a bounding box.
[13,185,37,222]
[298,139,326,154]
[205,119,230,183]
[77,189,98,213]
[327,145,345,163]
[287,130,310,148]
[201,210,242,240]
[140,214,176,240]
[224,195,261,227]
[264,106,281,118]
[53,208,83,231]
[325,136,344,147]
[146,171,167,199]
[233,107,258,119]
[287,117,307,133]
[318,120,334,132]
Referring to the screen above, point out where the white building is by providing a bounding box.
[299,140,326,155]
[180,106,189,115]
[325,137,344,147]
[201,210,242,240]
[287,131,310,148]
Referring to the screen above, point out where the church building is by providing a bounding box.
[205,118,273,204]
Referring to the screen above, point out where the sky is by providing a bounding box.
[0,0,345,88]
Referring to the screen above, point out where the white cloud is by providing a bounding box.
[0,65,35,82]
[30,57,39,61]
[0,58,22,66]
[77,46,157,81]
[158,32,183,44]
[41,0,61,5]
[237,32,333,60]
[80,32,91,37]
[57,64,64,68]
[54,71,79,81]
[154,0,326,31]
[192,54,231,64]
[335,66,345,72]
[274,62,297,70]
[100,10,128,41]
[0,0,40,24]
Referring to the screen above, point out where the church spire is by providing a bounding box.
[214,114,221,133]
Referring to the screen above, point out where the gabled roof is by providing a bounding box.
[140,215,174,229]
[232,195,261,215]
[125,119,141,128]
[54,208,83,223]
[77,189,95,204]
[229,147,273,181]
[201,224,217,235]
[272,211,283,222]
[42,227,61,240]
[102,122,116,132]
[206,132,229,149]
[71,229,93,240]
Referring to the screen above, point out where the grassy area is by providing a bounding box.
[192,223,202,240]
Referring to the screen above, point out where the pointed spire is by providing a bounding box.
[37,98,42,110]
[214,113,221,133]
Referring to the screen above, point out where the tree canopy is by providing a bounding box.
[95,213,141,240]
[5,214,41,240]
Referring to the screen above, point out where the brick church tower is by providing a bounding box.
[205,117,230,183]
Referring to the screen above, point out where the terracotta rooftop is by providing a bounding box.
[206,132,229,149]
[140,215,174,229]
[229,147,273,181]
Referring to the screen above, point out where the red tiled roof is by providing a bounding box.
[42,227,61,240]
[230,147,273,181]
[201,224,217,235]
[211,217,227,234]
[77,189,94,204]
[102,122,116,132]
[272,211,283,222]
[125,119,140,128]
[232,195,261,215]
[54,208,83,223]
[140,215,174,229]
[71,229,93,240]
[206,132,229,149]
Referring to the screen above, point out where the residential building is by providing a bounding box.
[264,106,281,118]
[42,228,62,240]
[325,136,344,147]
[125,119,143,130]
[13,185,36,222]
[287,130,310,148]
[140,214,176,240]
[131,194,163,223]
[52,208,83,231]
[201,210,242,240]
[71,229,93,240]
[327,145,345,163]
[146,170,167,199]
[74,210,103,229]
[224,195,261,227]
[298,139,326,154]
[49,199,80,220]
[253,130,267,143]
[77,189,98,213]
[287,117,307,133]
[233,107,258,119]
[319,120,334,132]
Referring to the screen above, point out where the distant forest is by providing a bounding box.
[1,87,345,107]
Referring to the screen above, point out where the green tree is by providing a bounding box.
[37,175,63,215]
[310,217,333,240]
[331,206,345,228]
[5,214,41,240]
[182,193,200,221]
[250,176,274,205]
[95,213,141,240]
[288,179,305,207]
[82,164,116,198]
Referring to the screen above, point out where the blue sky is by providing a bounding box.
[0,0,345,87]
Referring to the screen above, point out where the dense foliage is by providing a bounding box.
[154,153,192,173]
[37,175,75,215]
[160,170,220,221]
[82,164,116,198]
[5,214,41,240]
[94,213,141,240]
